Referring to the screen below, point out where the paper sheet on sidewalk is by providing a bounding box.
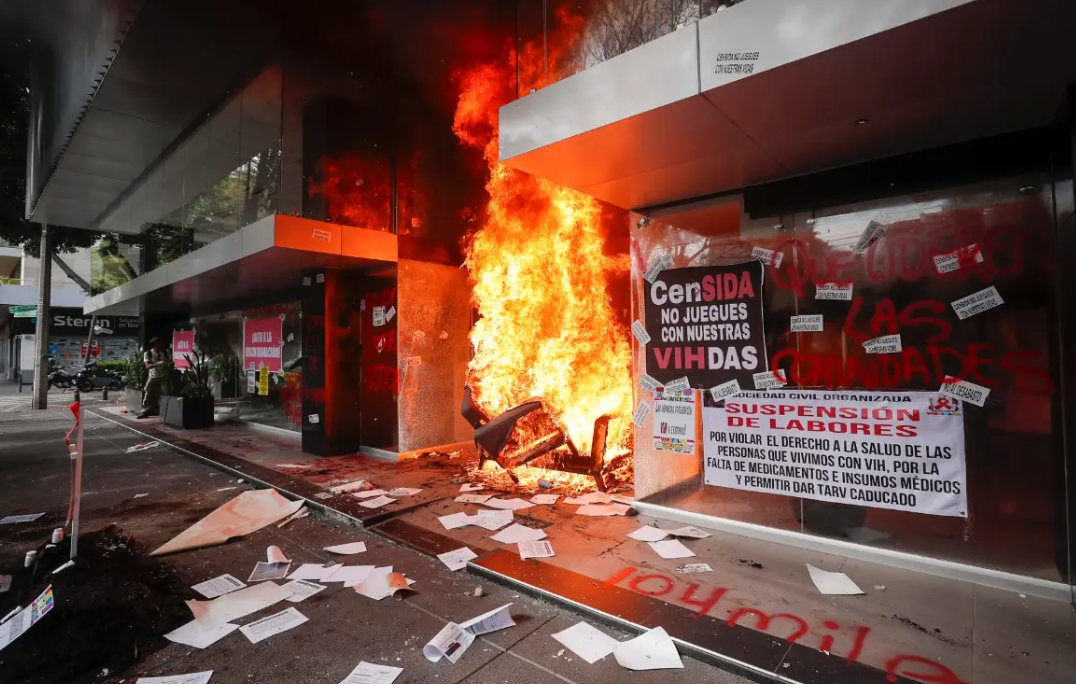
[483,498,534,511]
[338,661,404,684]
[676,563,713,574]
[627,526,669,542]
[358,495,396,509]
[329,479,369,494]
[0,513,45,525]
[436,548,477,572]
[352,489,388,499]
[266,545,289,563]
[460,604,515,636]
[474,509,513,530]
[288,563,343,581]
[518,540,554,560]
[0,585,53,654]
[186,581,291,629]
[191,574,246,599]
[353,567,410,600]
[614,627,683,670]
[135,672,214,684]
[575,503,629,517]
[247,561,291,582]
[324,542,367,555]
[281,579,326,603]
[151,490,303,556]
[564,492,612,505]
[438,512,472,530]
[529,494,558,505]
[648,540,695,559]
[388,488,422,497]
[455,494,492,504]
[423,623,475,663]
[238,607,308,643]
[164,620,239,649]
[807,564,864,595]
[551,622,619,664]
[460,484,485,492]
[324,565,375,584]
[491,523,547,544]
[668,526,710,539]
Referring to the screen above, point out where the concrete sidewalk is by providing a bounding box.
[83,403,1076,684]
[0,402,750,684]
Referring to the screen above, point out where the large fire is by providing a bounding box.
[452,8,633,487]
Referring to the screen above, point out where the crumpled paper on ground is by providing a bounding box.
[151,489,304,556]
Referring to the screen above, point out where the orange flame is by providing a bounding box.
[452,8,632,460]
[308,154,392,231]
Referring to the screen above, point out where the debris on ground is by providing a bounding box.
[0,526,191,684]
[151,490,303,556]
[473,587,485,597]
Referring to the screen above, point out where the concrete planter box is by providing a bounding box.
[125,389,143,414]
[161,395,214,430]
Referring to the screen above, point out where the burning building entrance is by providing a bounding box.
[451,12,634,493]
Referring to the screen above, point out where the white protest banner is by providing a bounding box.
[951,286,1003,320]
[790,315,823,332]
[702,390,968,517]
[652,388,696,454]
[938,376,990,408]
[933,244,983,273]
[815,283,853,301]
[863,334,902,354]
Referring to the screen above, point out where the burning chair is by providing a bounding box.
[461,385,609,491]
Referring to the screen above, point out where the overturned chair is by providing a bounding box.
[461,385,609,491]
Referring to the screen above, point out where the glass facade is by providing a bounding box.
[631,175,1073,582]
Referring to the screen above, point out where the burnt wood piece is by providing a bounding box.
[590,415,611,491]
[504,430,566,468]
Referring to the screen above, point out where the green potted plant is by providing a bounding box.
[124,350,149,413]
[209,352,242,400]
[162,350,215,429]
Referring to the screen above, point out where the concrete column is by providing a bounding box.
[31,224,52,409]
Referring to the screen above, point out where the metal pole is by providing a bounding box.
[32,224,52,409]
[84,315,97,369]
[69,393,84,559]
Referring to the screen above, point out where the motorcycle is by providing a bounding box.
[47,363,76,390]
[74,362,125,393]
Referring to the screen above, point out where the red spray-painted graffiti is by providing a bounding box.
[607,567,969,684]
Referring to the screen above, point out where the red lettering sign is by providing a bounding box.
[172,330,195,370]
[244,317,284,373]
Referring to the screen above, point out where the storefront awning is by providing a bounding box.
[83,215,397,316]
[498,0,1076,212]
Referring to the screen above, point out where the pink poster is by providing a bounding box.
[243,317,283,373]
[173,330,195,369]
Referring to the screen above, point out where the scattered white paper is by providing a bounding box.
[438,512,472,530]
[0,513,45,525]
[934,244,983,273]
[460,483,486,492]
[358,496,396,509]
[668,526,711,539]
[565,491,612,505]
[529,494,559,505]
[676,563,713,574]
[815,282,854,300]
[324,542,367,555]
[863,334,902,354]
[491,524,547,544]
[423,622,475,664]
[708,379,741,402]
[551,622,619,664]
[576,503,630,517]
[186,581,291,630]
[216,487,237,492]
[372,306,386,327]
[807,564,864,595]
[628,526,669,542]
[384,306,396,323]
[648,540,695,559]
[338,661,403,684]
[752,370,787,390]
[134,672,214,684]
[639,373,661,392]
[852,220,889,254]
[951,286,1004,320]
[473,509,513,531]
[455,494,493,504]
[388,488,422,497]
[630,321,651,345]
[239,607,308,643]
[751,246,783,268]
[460,603,515,636]
[643,252,673,283]
[352,489,388,499]
[483,498,535,511]
[614,627,683,670]
[266,545,289,563]
[939,375,990,407]
[437,547,477,572]
[164,620,239,649]
[329,480,370,494]
[287,563,343,581]
[790,314,824,332]
[353,567,411,600]
[282,579,326,603]
[324,565,375,584]
[191,574,247,599]
[632,400,651,427]
[664,377,690,393]
[518,540,555,560]
[247,561,291,582]
[126,441,160,453]
[134,493,149,499]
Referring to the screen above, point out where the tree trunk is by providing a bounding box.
[52,253,91,292]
